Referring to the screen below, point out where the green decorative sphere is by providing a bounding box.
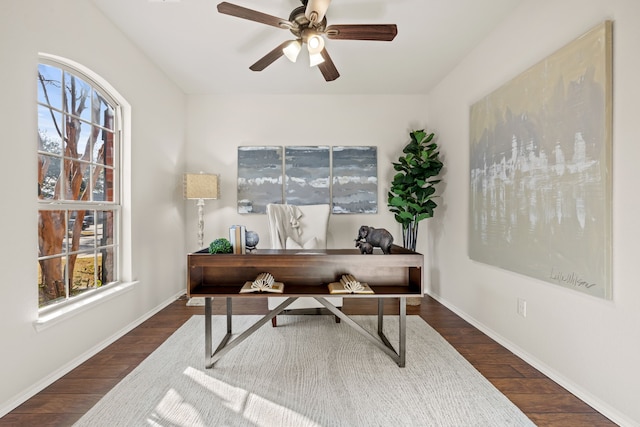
[208,238,233,254]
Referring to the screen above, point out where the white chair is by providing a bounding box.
[266,203,342,326]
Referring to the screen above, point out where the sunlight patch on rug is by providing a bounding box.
[180,366,320,427]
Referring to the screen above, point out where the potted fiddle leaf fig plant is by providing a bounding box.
[387,129,443,251]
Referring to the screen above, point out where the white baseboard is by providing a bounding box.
[427,292,635,427]
[0,289,185,418]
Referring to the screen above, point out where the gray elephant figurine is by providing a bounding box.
[356,225,393,254]
[355,240,374,254]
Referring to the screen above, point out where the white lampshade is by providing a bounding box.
[283,40,302,63]
[184,173,219,200]
[309,51,325,67]
[305,0,331,23]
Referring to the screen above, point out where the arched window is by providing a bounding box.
[37,56,122,311]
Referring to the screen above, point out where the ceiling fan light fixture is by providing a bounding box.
[283,40,302,63]
[309,51,325,67]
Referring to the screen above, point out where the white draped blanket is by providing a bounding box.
[74,315,534,427]
[267,204,302,249]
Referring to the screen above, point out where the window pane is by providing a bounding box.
[99,247,116,285]
[38,154,61,200]
[37,64,62,110]
[93,129,104,164]
[92,166,103,201]
[91,123,113,166]
[93,128,113,165]
[100,130,115,168]
[96,166,115,202]
[67,210,86,250]
[92,90,115,131]
[64,72,92,123]
[37,262,43,302]
[91,90,101,124]
[105,105,115,130]
[66,119,94,160]
[68,210,100,247]
[38,256,66,307]
[71,253,96,296]
[104,167,115,202]
[79,210,96,250]
[38,106,62,155]
[64,160,91,201]
[38,210,66,256]
[83,209,96,232]
[95,210,114,245]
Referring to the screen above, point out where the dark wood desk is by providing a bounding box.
[187,246,423,368]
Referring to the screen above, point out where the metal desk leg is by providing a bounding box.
[399,296,406,367]
[205,297,212,367]
[315,297,406,367]
[226,297,232,334]
[375,297,406,367]
[206,297,298,368]
[378,298,384,333]
[205,297,233,368]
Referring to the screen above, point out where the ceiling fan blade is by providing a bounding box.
[249,41,291,71]
[317,48,340,82]
[325,24,398,41]
[217,2,290,29]
[305,0,331,24]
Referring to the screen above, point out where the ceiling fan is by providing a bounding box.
[217,0,398,81]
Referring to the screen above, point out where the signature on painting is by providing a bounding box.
[549,267,597,289]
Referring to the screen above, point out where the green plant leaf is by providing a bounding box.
[388,196,406,207]
[412,130,426,142]
[399,211,413,220]
[416,213,431,222]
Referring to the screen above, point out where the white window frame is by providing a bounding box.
[36,53,135,330]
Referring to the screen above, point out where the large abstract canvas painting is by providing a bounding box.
[237,146,283,214]
[285,146,330,205]
[332,146,378,214]
[468,21,612,298]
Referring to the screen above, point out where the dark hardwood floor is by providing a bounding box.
[1,295,617,426]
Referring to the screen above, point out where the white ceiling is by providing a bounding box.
[91,0,523,95]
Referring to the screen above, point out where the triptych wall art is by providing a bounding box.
[238,146,377,215]
[468,21,613,298]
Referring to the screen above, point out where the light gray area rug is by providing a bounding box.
[74,315,534,427]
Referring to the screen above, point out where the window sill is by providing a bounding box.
[34,281,138,332]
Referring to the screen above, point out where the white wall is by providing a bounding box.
[0,0,187,414]
[185,94,430,252]
[426,0,640,425]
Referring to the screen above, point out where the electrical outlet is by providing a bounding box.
[517,298,527,317]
